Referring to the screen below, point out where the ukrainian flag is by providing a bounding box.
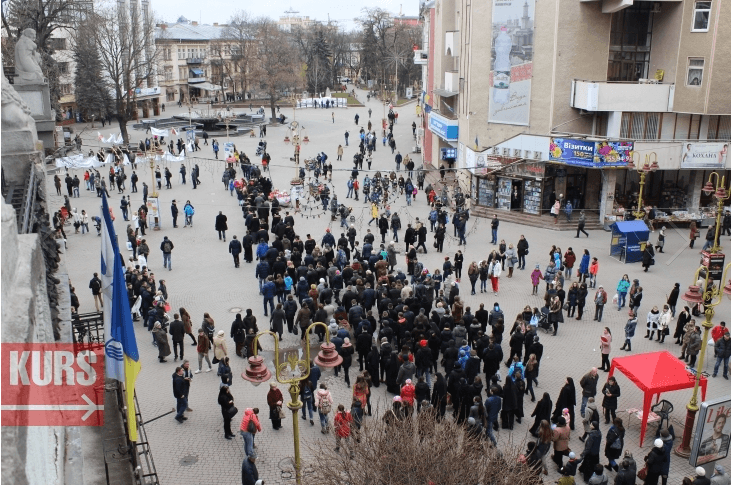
[100,192,142,441]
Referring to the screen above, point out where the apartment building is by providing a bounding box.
[420,0,730,225]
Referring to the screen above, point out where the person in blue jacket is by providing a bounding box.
[261,276,276,317]
[578,249,591,284]
[484,386,502,445]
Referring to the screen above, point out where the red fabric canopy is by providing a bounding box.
[608,351,707,447]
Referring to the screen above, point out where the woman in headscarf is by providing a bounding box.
[152,322,171,363]
[217,385,236,439]
[266,382,284,430]
[431,372,448,419]
[442,339,458,373]
[385,351,400,394]
[501,375,517,430]
[365,345,380,389]
[552,377,577,430]
[529,392,553,436]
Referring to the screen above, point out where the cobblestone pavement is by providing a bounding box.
[53,88,731,484]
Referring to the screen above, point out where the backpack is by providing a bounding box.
[319,398,332,414]
[247,418,256,433]
[303,385,313,401]
[429,210,438,222]
[163,241,172,253]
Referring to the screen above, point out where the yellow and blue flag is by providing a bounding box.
[100,192,141,441]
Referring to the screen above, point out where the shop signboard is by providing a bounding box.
[223,142,235,160]
[502,161,546,178]
[549,138,634,168]
[690,395,731,467]
[488,0,534,126]
[681,142,729,169]
[700,251,725,282]
[428,112,459,141]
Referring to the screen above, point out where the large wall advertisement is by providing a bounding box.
[549,138,634,168]
[489,0,534,126]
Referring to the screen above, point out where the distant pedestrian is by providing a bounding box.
[160,236,174,270]
[89,272,103,312]
[216,211,228,241]
[229,235,242,267]
[172,366,190,423]
[576,211,589,238]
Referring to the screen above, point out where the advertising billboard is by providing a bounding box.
[549,138,634,168]
[488,0,534,126]
[690,396,731,466]
[681,143,729,169]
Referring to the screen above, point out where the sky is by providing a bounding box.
[151,0,420,30]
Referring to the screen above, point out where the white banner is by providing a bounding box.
[680,142,728,169]
[55,154,102,169]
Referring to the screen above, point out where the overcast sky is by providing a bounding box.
[152,0,419,30]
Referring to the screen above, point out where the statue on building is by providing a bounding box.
[1,74,37,137]
[14,28,45,84]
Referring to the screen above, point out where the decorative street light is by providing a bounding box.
[675,261,731,457]
[626,151,659,220]
[241,322,342,484]
[700,172,730,254]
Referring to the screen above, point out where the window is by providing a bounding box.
[607,3,654,82]
[687,58,704,86]
[164,66,173,81]
[50,38,67,50]
[60,84,72,95]
[58,62,69,74]
[620,112,661,139]
[692,1,711,32]
[179,67,187,80]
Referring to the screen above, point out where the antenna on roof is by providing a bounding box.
[284,6,300,16]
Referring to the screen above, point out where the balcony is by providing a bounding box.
[186,57,204,64]
[188,77,206,84]
[444,71,459,93]
[414,49,428,65]
[570,79,675,112]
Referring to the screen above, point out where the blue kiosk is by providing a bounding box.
[609,220,650,263]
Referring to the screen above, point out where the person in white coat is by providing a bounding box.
[657,305,672,343]
[489,258,502,295]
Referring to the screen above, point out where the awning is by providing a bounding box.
[433,88,458,97]
[59,94,76,105]
[189,82,222,92]
[189,68,204,76]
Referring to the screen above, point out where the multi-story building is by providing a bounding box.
[421,0,730,226]
[277,14,316,31]
[155,20,240,105]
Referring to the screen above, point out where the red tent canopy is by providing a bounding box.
[608,351,707,447]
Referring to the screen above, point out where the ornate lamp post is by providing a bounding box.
[675,261,731,457]
[626,152,659,220]
[241,322,342,484]
[700,172,730,253]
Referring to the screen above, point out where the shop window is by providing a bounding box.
[692,1,711,32]
[687,58,704,86]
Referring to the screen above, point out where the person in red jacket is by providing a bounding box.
[334,404,353,454]
[400,378,416,418]
[239,408,261,457]
[712,321,728,342]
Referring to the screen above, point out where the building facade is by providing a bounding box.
[421,0,730,226]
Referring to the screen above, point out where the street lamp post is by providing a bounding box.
[241,322,342,485]
[675,171,731,457]
[625,152,659,220]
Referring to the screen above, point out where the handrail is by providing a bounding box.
[20,167,36,234]
[572,79,676,86]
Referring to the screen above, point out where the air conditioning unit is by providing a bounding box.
[651,2,661,13]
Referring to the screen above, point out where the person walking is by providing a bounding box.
[184,201,195,227]
[576,211,589,237]
[578,421,602,482]
[89,273,103,312]
[215,211,228,241]
[153,322,171,362]
[218,385,236,439]
[599,327,612,371]
[491,214,499,244]
[667,283,680,318]
[229,235,242,268]
[713,332,731,379]
[195,328,213,373]
[333,404,353,455]
[642,244,655,272]
[267,382,284,430]
[239,408,262,457]
[604,418,625,472]
[172,366,190,423]
[601,376,620,424]
[160,236,174,271]
[579,368,599,417]
[643,438,667,485]
[593,285,607,322]
[315,383,333,434]
[619,311,637,352]
[616,274,630,311]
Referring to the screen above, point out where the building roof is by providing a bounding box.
[155,22,228,41]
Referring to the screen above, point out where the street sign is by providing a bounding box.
[1,343,105,426]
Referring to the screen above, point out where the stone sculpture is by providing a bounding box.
[14,28,45,84]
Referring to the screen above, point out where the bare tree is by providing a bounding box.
[84,5,161,144]
[255,18,299,120]
[307,407,540,484]
[221,11,259,100]
[208,39,232,103]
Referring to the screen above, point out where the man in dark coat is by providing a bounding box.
[230,314,247,357]
[229,235,243,267]
[168,315,185,361]
[215,211,228,241]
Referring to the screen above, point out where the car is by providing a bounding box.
[339,77,352,84]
